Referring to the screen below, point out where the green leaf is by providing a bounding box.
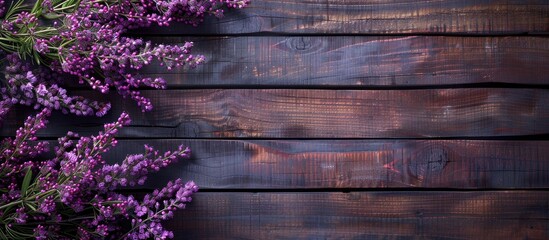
[33,51,42,65]
[21,167,33,195]
[25,202,37,211]
[4,225,17,239]
[43,12,64,19]
[0,229,7,239]
[31,0,44,15]
[4,0,25,19]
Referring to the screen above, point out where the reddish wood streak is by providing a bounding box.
[98,139,549,189]
[3,1,547,238]
[164,191,549,239]
[4,88,547,138]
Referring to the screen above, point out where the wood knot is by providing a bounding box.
[292,37,312,50]
[425,147,448,172]
[277,37,326,54]
[345,192,361,201]
[409,144,450,180]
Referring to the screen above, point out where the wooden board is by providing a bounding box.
[138,36,549,87]
[137,0,549,35]
[2,0,545,239]
[164,191,549,239]
[4,88,548,138]
[102,139,549,189]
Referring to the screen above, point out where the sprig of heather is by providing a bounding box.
[0,108,50,190]
[0,0,250,114]
[0,109,197,239]
[1,52,111,116]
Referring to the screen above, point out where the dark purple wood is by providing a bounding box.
[137,36,549,87]
[102,139,549,189]
[3,88,547,138]
[135,0,549,35]
[164,191,549,239]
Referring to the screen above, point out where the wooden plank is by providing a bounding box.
[102,139,549,189]
[3,88,548,138]
[140,36,549,87]
[139,0,549,35]
[165,191,549,239]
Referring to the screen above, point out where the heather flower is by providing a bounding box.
[0,0,251,114]
[0,0,6,18]
[38,196,56,215]
[34,225,48,240]
[14,207,27,224]
[1,53,111,116]
[0,98,11,121]
[0,0,252,238]
[0,110,197,239]
[33,39,49,54]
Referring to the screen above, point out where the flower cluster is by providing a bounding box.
[0,109,198,239]
[1,52,111,117]
[0,0,250,115]
[0,0,252,239]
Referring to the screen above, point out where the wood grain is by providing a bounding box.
[138,0,549,35]
[139,36,549,87]
[4,88,548,138]
[165,191,549,239]
[102,139,549,189]
[4,0,545,238]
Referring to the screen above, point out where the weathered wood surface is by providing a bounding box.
[138,36,549,87]
[138,0,549,35]
[166,191,549,239]
[0,0,544,239]
[4,88,548,138]
[103,139,549,189]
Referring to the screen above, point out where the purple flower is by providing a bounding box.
[33,225,48,240]
[14,207,27,224]
[135,206,149,217]
[38,196,56,215]
[95,224,108,236]
[34,39,49,54]
[1,110,199,238]
[0,0,250,115]
[0,0,251,238]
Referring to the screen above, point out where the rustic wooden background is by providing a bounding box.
[4,0,549,239]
